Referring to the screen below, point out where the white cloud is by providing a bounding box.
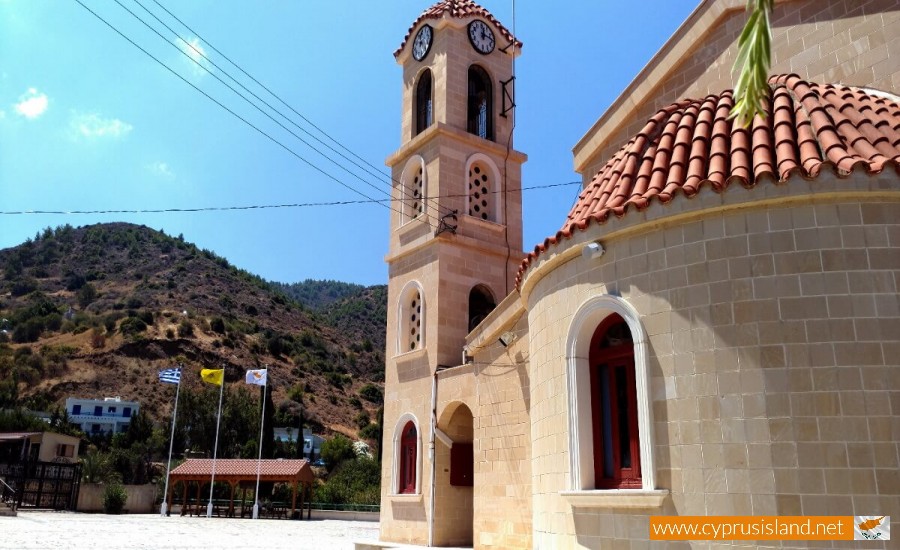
[69,112,133,140]
[14,88,48,119]
[147,161,175,179]
[179,37,212,77]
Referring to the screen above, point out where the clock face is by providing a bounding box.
[467,20,495,55]
[412,24,433,61]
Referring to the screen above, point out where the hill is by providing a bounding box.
[0,223,386,440]
[272,280,367,311]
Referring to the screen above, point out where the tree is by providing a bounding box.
[80,447,114,484]
[320,434,355,471]
[731,0,774,126]
[77,283,97,308]
[261,382,275,459]
[313,456,380,505]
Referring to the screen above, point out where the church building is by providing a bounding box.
[378,0,899,548]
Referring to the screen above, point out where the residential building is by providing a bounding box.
[273,427,324,459]
[65,396,139,435]
[0,432,81,464]
[377,0,899,548]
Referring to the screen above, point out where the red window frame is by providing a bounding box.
[399,421,417,494]
[589,314,641,489]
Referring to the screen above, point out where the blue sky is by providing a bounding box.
[0,1,699,286]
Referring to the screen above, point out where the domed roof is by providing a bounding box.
[394,0,522,59]
[516,74,900,288]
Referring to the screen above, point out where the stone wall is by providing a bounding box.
[77,483,157,514]
[524,173,899,548]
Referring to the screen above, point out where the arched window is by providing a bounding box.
[398,282,425,353]
[467,65,493,141]
[465,154,500,223]
[566,295,656,492]
[468,285,496,332]
[392,414,421,495]
[399,421,418,494]
[400,156,426,224]
[589,313,640,489]
[415,69,433,136]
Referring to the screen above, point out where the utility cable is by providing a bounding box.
[147,0,401,194]
[139,0,452,221]
[72,0,400,217]
[114,0,446,222]
[0,181,581,216]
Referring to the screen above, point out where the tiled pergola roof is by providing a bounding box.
[169,458,314,483]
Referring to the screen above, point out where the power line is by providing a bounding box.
[71,0,405,220]
[126,0,450,222]
[114,0,442,219]
[0,181,581,216]
[147,0,401,196]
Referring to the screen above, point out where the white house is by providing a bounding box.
[65,396,139,435]
[273,427,324,459]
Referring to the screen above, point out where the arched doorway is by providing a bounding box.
[434,402,474,546]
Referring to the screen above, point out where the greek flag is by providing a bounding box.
[158,367,182,385]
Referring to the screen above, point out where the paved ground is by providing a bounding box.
[0,511,381,550]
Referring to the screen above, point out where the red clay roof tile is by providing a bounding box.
[515,74,900,289]
[394,0,522,59]
[170,458,311,478]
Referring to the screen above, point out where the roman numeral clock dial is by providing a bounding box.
[467,20,495,55]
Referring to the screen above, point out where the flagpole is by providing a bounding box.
[252,365,268,520]
[160,364,182,516]
[207,369,225,518]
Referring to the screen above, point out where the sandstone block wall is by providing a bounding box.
[525,174,899,548]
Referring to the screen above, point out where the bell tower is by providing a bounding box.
[380,0,525,545]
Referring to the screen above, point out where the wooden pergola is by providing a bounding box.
[166,459,314,519]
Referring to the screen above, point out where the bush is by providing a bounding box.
[209,317,225,334]
[102,483,127,514]
[320,434,355,471]
[313,456,380,505]
[119,317,147,336]
[77,283,97,308]
[358,384,383,403]
[12,319,43,343]
[358,423,380,442]
[354,411,371,430]
[90,328,106,349]
[10,278,38,297]
[177,319,194,338]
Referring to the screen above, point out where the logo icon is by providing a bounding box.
[855,516,890,541]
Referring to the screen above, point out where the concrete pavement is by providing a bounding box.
[0,510,380,550]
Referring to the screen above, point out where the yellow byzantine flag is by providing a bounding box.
[200,368,224,386]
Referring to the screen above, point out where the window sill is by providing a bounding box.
[394,348,428,363]
[386,493,423,502]
[462,215,505,232]
[560,489,669,509]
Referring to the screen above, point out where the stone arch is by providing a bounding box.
[565,294,655,491]
[399,155,427,225]
[468,284,497,332]
[464,153,501,224]
[397,280,425,355]
[391,412,422,495]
